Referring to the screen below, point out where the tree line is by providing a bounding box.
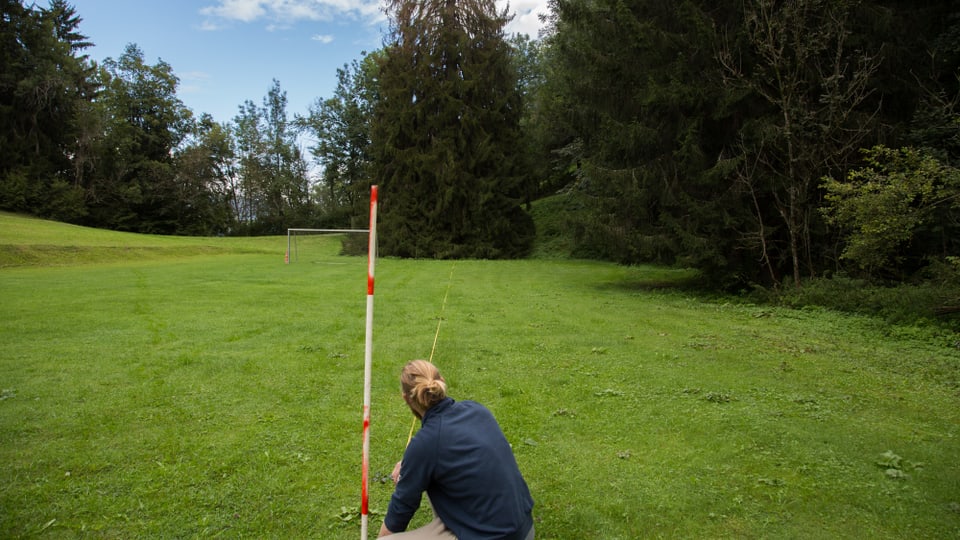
[2,0,959,288]
[2,0,311,235]
[536,0,959,288]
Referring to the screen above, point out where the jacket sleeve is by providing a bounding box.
[383,432,435,532]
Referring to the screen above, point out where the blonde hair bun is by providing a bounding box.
[401,360,447,414]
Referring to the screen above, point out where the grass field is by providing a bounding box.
[1,212,959,538]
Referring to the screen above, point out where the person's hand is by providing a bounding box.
[391,461,402,484]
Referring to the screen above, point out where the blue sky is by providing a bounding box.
[69,0,549,126]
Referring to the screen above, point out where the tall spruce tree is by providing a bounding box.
[0,0,96,220]
[372,0,534,258]
[544,0,745,276]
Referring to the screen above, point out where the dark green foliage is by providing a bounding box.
[537,0,960,288]
[543,0,746,282]
[721,0,884,286]
[764,275,960,331]
[87,44,194,233]
[0,0,95,220]
[822,145,960,280]
[371,0,535,259]
[172,114,238,235]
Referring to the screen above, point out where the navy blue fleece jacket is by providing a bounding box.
[384,398,534,540]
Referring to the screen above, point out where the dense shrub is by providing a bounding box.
[762,276,960,331]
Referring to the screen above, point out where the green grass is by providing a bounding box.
[528,193,586,259]
[1,213,959,538]
[0,211,280,267]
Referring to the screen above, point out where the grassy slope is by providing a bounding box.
[0,211,279,267]
[0,213,958,538]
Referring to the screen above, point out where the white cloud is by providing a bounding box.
[200,0,382,24]
[199,0,548,37]
[200,0,267,23]
[312,34,335,44]
[198,20,223,32]
[498,0,550,38]
[178,71,213,96]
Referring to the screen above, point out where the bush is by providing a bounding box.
[765,275,960,331]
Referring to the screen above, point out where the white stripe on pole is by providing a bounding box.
[361,185,378,540]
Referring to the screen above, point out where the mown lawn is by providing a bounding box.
[0,214,958,538]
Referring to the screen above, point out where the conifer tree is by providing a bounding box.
[0,0,96,220]
[544,0,743,275]
[372,0,534,258]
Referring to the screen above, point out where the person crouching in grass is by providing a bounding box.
[379,360,535,540]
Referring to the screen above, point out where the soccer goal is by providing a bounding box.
[286,228,369,263]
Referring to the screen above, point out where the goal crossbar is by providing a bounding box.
[288,228,369,233]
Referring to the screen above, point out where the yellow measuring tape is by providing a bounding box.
[406,263,456,446]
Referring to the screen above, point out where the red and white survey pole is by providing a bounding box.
[360,185,378,540]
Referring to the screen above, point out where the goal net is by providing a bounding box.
[286,228,370,263]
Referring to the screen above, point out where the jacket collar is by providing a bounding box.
[422,397,454,423]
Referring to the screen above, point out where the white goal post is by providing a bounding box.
[286,228,369,263]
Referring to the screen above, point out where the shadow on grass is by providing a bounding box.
[593,266,705,293]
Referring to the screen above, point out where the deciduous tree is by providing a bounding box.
[173,113,237,234]
[233,79,310,234]
[298,53,379,227]
[720,0,881,286]
[822,145,960,278]
[89,43,192,232]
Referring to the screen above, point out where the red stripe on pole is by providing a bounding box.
[367,185,378,295]
[361,409,370,514]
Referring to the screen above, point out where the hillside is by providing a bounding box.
[0,212,279,267]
